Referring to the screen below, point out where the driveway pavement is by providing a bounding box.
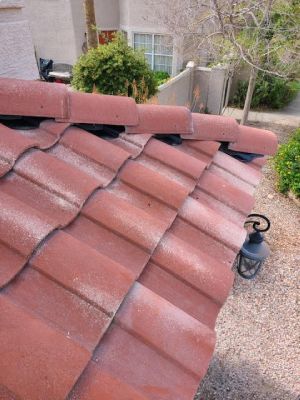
[224,92,300,127]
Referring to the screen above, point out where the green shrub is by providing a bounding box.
[72,32,157,103]
[274,128,300,197]
[153,71,170,86]
[231,73,299,109]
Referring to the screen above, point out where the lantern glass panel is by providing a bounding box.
[237,253,263,279]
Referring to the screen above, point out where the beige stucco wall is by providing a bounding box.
[119,0,183,75]
[206,66,230,114]
[155,68,193,107]
[71,0,120,59]
[24,0,120,66]
[22,0,191,73]
[24,0,78,65]
[153,65,231,115]
[119,0,168,31]
[95,0,119,30]
[0,0,39,79]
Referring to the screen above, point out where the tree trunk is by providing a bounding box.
[241,67,257,125]
[84,0,98,49]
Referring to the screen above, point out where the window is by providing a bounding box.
[134,33,173,75]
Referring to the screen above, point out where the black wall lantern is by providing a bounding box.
[236,214,271,279]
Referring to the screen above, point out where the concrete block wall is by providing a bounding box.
[154,64,231,115]
[0,0,39,79]
[154,68,193,107]
[206,66,231,114]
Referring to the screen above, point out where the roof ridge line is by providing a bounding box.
[0,78,278,156]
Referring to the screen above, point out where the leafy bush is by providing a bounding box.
[153,71,170,86]
[274,128,300,197]
[72,32,157,103]
[231,73,299,109]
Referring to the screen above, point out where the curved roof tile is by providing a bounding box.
[126,104,193,135]
[229,124,278,155]
[63,90,139,125]
[0,78,68,118]
[0,78,278,400]
[183,113,239,141]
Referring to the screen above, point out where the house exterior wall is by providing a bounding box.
[95,0,119,30]
[24,0,120,66]
[23,0,197,75]
[0,0,39,79]
[70,0,120,61]
[119,0,183,75]
[24,0,78,65]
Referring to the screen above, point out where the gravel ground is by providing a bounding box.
[195,123,300,400]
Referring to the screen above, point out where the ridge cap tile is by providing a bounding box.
[59,90,139,126]
[0,78,68,119]
[182,113,239,141]
[229,124,278,155]
[126,104,193,135]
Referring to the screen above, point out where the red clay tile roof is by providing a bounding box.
[0,78,277,400]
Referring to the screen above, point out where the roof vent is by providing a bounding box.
[75,123,124,139]
[0,115,47,130]
[154,134,182,146]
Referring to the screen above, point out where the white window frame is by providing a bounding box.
[133,33,173,74]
